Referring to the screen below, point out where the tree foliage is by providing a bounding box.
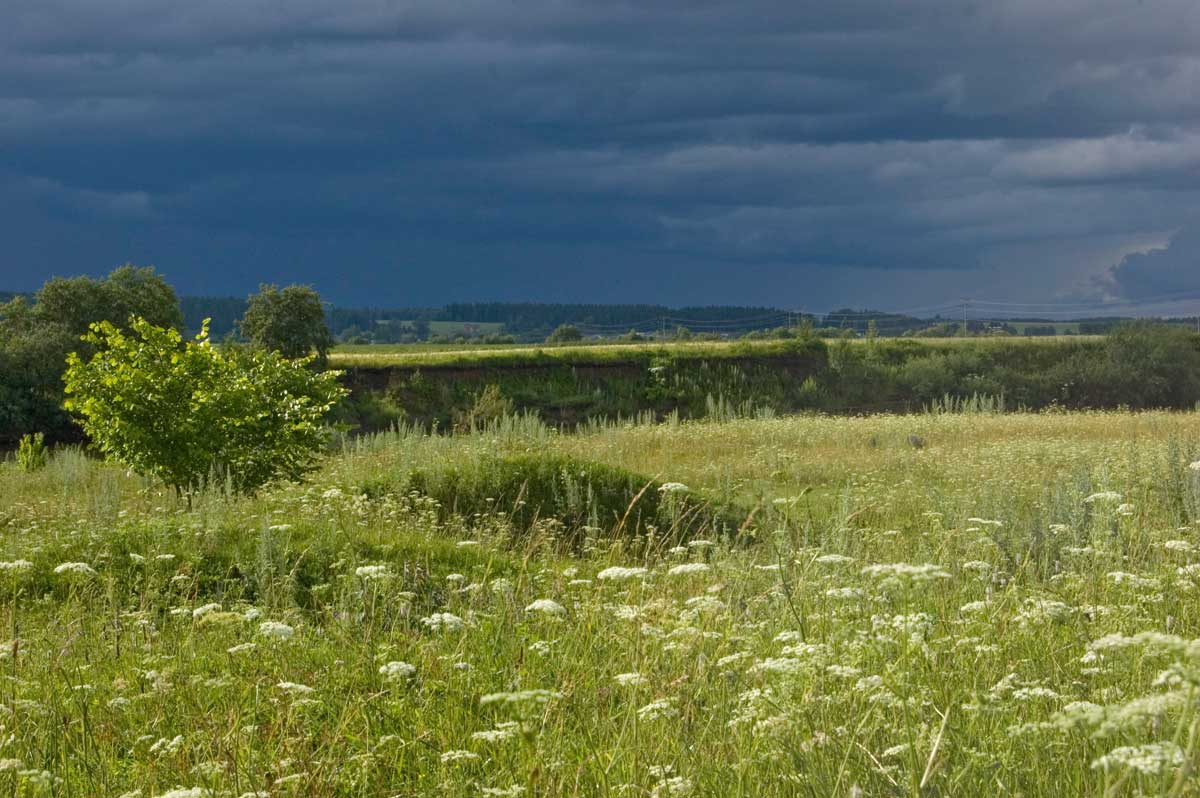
[35,264,183,338]
[0,265,182,444]
[239,284,333,366]
[63,317,347,497]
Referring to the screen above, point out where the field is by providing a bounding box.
[4,409,1200,796]
[329,334,1101,369]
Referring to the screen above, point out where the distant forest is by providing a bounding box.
[179,298,1143,342]
[3,290,1183,343]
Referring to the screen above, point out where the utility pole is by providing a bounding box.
[961,298,970,335]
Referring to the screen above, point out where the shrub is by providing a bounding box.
[16,432,48,472]
[63,317,347,498]
[546,324,584,344]
[453,384,514,432]
[400,454,743,548]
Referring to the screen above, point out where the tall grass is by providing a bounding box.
[1,410,1199,795]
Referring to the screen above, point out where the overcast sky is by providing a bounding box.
[4,0,1200,313]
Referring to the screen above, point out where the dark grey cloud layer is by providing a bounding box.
[4,0,1200,309]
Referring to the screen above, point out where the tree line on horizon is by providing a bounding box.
[4,286,1165,345]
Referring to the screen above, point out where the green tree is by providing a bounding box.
[239,284,333,366]
[63,317,347,497]
[546,324,583,344]
[0,265,182,443]
[35,264,183,337]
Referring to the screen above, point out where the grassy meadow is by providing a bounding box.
[3,409,1200,796]
[328,334,1101,369]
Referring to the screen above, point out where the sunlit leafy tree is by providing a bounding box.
[63,317,347,498]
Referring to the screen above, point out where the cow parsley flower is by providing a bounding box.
[191,603,221,619]
[1092,742,1184,776]
[658,483,689,494]
[480,689,561,708]
[354,565,391,581]
[275,682,315,695]
[667,563,710,577]
[379,661,416,682]
[439,749,479,764]
[597,566,649,581]
[421,613,465,632]
[53,562,96,576]
[258,621,294,640]
[637,699,679,720]
[860,563,950,583]
[471,721,521,743]
[651,777,694,797]
[0,561,33,573]
[525,599,567,617]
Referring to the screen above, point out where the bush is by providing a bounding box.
[546,324,584,344]
[399,454,743,548]
[453,384,514,432]
[63,317,347,497]
[16,432,48,472]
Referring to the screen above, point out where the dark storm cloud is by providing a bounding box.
[4,0,1200,307]
[1107,225,1200,300]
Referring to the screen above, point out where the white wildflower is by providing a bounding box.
[860,563,951,582]
[667,563,710,577]
[637,699,679,720]
[421,613,465,632]
[275,682,314,695]
[258,621,294,641]
[524,599,567,617]
[596,566,649,581]
[379,661,417,682]
[439,749,479,763]
[480,689,561,707]
[471,721,521,743]
[53,562,96,576]
[1092,742,1184,776]
[651,777,694,797]
[191,603,221,619]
